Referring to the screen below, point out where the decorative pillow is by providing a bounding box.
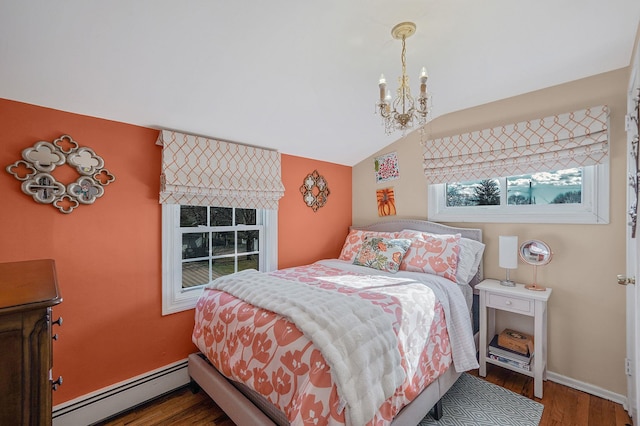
[456,237,486,285]
[338,229,399,261]
[398,230,460,282]
[352,236,412,273]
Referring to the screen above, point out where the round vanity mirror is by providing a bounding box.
[519,240,552,291]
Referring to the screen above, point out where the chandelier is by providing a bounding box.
[376,22,429,135]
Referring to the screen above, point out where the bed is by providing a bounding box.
[188,219,484,426]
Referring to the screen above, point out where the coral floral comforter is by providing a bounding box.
[192,260,476,426]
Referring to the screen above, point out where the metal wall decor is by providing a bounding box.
[629,89,640,237]
[6,135,115,214]
[299,170,329,212]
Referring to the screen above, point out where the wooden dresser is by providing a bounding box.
[0,259,63,425]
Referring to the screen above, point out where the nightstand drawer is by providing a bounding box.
[486,293,533,315]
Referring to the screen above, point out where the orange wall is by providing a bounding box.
[278,155,352,269]
[0,98,352,404]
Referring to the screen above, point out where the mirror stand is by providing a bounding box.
[525,264,547,291]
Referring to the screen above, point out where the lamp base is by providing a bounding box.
[525,283,547,291]
[500,279,516,287]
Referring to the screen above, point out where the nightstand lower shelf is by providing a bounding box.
[485,355,537,377]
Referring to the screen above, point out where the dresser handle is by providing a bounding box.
[53,317,63,327]
[505,300,512,305]
[52,334,59,341]
[52,376,63,391]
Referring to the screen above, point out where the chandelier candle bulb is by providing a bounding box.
[420,67,428,81]
[379,74,387,101]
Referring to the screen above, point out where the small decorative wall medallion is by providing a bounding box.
[299,170,329,212]
[6,135,115,214]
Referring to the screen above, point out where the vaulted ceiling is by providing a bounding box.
[1,1,638,166]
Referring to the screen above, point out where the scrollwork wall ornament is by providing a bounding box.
[299,170,330,212]
[6,135,115,214]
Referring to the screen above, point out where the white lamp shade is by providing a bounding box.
[499,236,519,269]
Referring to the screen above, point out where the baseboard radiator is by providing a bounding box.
[52,359,190,426]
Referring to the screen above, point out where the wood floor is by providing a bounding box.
[97,364,633,426]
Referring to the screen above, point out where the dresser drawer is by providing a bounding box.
[486,292,533,315]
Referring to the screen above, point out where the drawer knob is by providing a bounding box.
[52,376,63,391]
[53,316,63,327]
[505,300,512,305]
[52,333,59,341]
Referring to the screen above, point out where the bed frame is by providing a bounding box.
[188,219,483,426]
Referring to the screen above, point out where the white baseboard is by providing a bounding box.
[52,358,190,426]
[547,370,629,409]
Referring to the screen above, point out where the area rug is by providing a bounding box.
[419,373,544,426]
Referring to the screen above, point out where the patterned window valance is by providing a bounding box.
[156,130,285,209]
[422,105,609,184]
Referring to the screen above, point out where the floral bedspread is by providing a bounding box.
[192,261,456,426]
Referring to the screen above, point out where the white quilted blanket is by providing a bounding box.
[207,269,406,426]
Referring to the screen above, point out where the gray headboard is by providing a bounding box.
[350,219,484,289]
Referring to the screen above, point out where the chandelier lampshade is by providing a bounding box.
[376,22,430,135]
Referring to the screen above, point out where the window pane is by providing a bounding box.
[182,233,209,259]
[182,260,209,288]
[446,179,500,206]
[212,257,235,277]
[507,168,582,205]
[238,230,259,254]
[238,254,258,271]
[236,208,256,225]
[180,206,207,227]
[210,207,233,226]
[212,231,235,255]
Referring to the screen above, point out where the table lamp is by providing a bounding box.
[499,235,518,286]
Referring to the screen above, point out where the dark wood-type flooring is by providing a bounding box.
[97,364,632,426]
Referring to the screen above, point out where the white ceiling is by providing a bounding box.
[1,1,639,166]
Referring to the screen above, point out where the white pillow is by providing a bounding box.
[456,237,485,285]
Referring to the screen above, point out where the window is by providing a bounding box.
[162,204,278,315]
[428,165,609,224]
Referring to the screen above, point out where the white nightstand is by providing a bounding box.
[476,278,552,398]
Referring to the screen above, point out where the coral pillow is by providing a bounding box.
[352,236,412,273]
[338,229,399,261]
[398,230,461,282]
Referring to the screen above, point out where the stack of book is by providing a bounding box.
[488,334,533,371]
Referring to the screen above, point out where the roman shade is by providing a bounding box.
[156,130,285,209]
[422,105,609,184]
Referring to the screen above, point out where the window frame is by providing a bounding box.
[427,163,609,224]
[161,204,278,315]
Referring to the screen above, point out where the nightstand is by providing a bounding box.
[476,278,552,398]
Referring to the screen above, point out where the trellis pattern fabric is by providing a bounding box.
[422,105,609,184]
[156,130,285,209]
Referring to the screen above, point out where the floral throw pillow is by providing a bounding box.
[398,230,461,282]
[352,236,412,273]
[338,229,399,261]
